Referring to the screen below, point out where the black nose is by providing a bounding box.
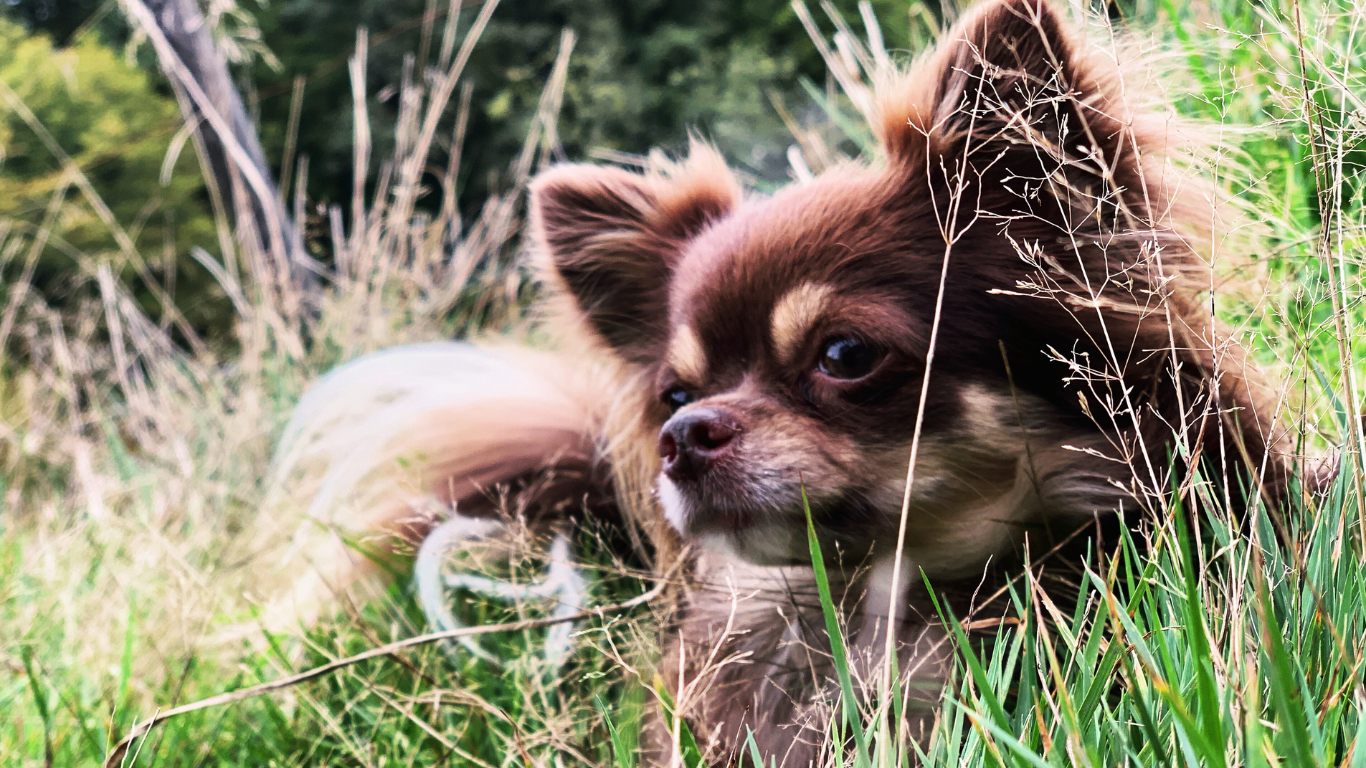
[658,408,740,482]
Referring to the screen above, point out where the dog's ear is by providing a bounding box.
[530,145,739,364]
[878,0,1128,182]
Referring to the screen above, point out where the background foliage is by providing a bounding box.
[2,0,916,337]
[0,15,225,333]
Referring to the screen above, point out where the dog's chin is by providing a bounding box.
[658,476,808,566]
[697,529,807,566]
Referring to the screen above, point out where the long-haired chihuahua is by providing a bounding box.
[276,0,1304,763]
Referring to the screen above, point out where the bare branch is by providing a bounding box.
[125,0,320,299]
[103,577,666,768]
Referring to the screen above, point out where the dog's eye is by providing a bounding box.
[662,386,692,413]
[817,337,880,380]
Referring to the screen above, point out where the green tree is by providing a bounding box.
[246,0,915,205]
[2,0,918,331]
[0,16,226,336]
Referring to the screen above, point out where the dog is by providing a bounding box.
[277,0,1301,763]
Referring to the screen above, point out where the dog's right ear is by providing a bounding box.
[530,145,740,365]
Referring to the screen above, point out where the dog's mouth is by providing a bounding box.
[659,474,883,564]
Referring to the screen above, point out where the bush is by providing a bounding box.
[0,17,226,337]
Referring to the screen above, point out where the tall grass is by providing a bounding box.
[1,7,651,764]
[0,0,1363,765]
[788,0,1366,765]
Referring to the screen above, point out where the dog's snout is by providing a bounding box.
[659,408,740,481]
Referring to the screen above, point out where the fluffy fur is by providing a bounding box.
[277,0,1308,764]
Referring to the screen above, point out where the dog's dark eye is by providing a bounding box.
[662,386,692,413]
[817,337,880,380]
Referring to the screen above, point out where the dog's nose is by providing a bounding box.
[658,408,740,481]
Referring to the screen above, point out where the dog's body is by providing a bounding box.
[279,0,1298,763]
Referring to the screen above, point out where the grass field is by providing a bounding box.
[3,0,1365,765]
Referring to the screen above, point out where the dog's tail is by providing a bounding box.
[259,341,620,631]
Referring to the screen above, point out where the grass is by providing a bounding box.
[1,0,1365,765]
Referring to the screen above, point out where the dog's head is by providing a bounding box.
[531,0,1204,567]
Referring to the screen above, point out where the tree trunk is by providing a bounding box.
[131,0,321,300]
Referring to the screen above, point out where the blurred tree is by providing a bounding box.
[0,16,227,337]
[5,0,915,209]
[245,0,917,202]
[0,0,919,339]
[3,0,110,43]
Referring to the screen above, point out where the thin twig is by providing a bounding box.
[122,0,302,288]
[103,579,665,768]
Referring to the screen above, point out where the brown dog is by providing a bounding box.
[526,0,1296,760]
[281,0,1296,763]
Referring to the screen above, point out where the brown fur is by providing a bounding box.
[522,0,1296,763]
[304,0,1300,763]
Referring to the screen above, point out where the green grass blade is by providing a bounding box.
[803,488,871,766]
[1254,566,1323,768]
[653,675,706,768]
[596,695,638,768]
[745,727,769,768]
[1174,501,1230,768]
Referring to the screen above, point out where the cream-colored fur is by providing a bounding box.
[261,341,618,631]
[769,282,834,365]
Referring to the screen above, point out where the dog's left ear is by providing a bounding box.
[530,144,740,365]
[879,0,1131,181]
